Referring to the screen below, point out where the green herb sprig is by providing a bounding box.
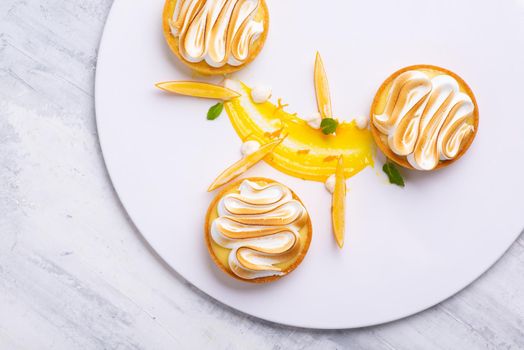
[382,161,405,187]
[207,102,224,120]
[320,118,338,135]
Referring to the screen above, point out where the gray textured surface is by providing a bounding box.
[0,0,523,349]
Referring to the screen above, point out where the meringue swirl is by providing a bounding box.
[211,180,308,280]
[373,70,476,170]
[169,0,265,68]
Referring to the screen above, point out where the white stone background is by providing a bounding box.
[0,0,523,349]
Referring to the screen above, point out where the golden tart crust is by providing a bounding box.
[162,0,270,75]
[370,64,479,170]
[205,177,312,283]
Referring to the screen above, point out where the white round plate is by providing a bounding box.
[96,0,524,328]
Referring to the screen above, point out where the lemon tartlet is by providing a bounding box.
[162,0,269,75]
[370,65,479,171]
[205,178,312,283]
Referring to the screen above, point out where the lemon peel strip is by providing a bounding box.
[208,138,285,192]
[314,52,333,119]
[332,156,346,248]
[155,81,240,100]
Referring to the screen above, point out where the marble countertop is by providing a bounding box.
[1,0,523,349]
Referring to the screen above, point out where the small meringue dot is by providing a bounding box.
[325,174,336,194]
[355,115,369,129]
[306,113,322,129]
[241,140,261,157]
[251,86,272,104]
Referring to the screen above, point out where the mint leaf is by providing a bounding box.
[383,161,405,187]
[207,102,224,120]
[320,118,338,135]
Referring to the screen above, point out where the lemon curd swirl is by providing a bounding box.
[210,180,309,280]
[224,80,374,182]
[373,70,476,170]
[169,0,265,68]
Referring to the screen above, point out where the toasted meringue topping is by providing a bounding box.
[211,180,308,279]
[373,70,475,170]
[169,0,265,68]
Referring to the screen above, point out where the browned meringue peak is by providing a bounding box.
[214,217,292,239]
[437,100,475,160]
[237,250,283,271]
[236,239,301,270]
[170,0,265,67]
[373,71,432,135]
[224,202,307,226]
[222,196,280,215]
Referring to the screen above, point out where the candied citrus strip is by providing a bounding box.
[314,52,332,119]
[155,81,240,100]
[332,156,346,248]
[208,138,285,191]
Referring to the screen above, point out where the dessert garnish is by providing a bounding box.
[331,156,346,248]
[324,174,336,194]
[251,85,272,103]
[156,81,239,100]
[220,52,375,248]
[314,52,332,119]
[224,79,374,182]
[205,178,312,282]
[320,118,338,135]
[240,140,261,156]
[162,0,270,75]
[355,115,369,130]
[207,102,224,120]
[156,55,374,184]
[370,65,479,171]
[382,161,405,187]
[208,137,285,191]
[306,113,322,129]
